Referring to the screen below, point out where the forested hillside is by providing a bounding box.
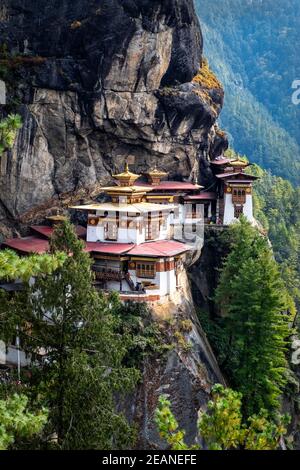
[196,0,300,184]
[251,165,300,308]
[224,149,300,308]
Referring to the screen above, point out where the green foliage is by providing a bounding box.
[0,221,139,450]
[155,385,288,450]
[192,58,222,90]
[245,410,289,451]
[114,301,171,367]
[197,309,230,368]
[155,395,198,450]
[199,385,289,450]
[0,249,66,282]
[214,217,292,416]
[248,163,300,306]
[0,114,22,156]
[195,0,300,184]
[173,330,193,353]
[198,385,244,450]
[0,394,47,450]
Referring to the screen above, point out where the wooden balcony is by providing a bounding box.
[92,265,124,282]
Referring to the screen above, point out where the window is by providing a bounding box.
[136,263,156,279]
[146,216,159,240]
[105,223,118,241]
[232,188,246,204]
[234,205,244,219]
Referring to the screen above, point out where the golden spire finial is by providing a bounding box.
[145,165,168,186]
[113,163,140,187]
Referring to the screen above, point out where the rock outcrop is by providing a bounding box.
[0,0,227,233]
[128,269,225,449]
[0,0,228,448]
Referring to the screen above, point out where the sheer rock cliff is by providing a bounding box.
[0,0,227,448]
[0,0,227,233]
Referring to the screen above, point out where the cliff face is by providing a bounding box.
[0,0,227,448]
[0,0,226,231]
[128,269,225,449]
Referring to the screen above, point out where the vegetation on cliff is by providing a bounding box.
[250,165,300,307]
[222,149,300,309]
[0,394,47,450]
[0,249,66,282]
[0,222,141,449]
[192,58,222,90]
[155,384,289,450]
[195,0,300,185]
[0,114,22,156]
[214,217,293,417]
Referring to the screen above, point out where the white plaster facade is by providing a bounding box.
[87,210,173,244]
[97,261,177,297]
[0,341,30,368]
[223,193,254,225]
[128,261,177,297]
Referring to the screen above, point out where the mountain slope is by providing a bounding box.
[195,0,300,184]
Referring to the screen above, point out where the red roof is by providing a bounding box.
[3,236,49,254]
[136,181,201,191]
[128,240,189,257]
[211,158,232,166]
[84,242,134,255]
[152,181,201,191]
[3,236,189,259]
[31,225,87,239]
[184,192,216,201]
[216,172,258,180]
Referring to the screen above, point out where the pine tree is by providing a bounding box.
[155,385,289,450]
[3,221,139,449]
[215,217,292,417]
[0,249,66,282]
[0,114,22,156]
[0,394,47,450]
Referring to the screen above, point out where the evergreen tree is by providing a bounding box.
[215,217,292,417]
[0,394,47,450]
[155,385,289,450]
[0,249,66,282]
[2,221,139,449]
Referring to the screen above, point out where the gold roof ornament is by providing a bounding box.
[113,162,141,187]
[146,164,168,185]
[229,158,249,168]
[46,214,68,225]
[146,165,168,178]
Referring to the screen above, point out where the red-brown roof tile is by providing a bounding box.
[3,237,49,254]
[31,225,87,239]
[128,240,190,257]
[84,242,134,255]
[184,192,217,201]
